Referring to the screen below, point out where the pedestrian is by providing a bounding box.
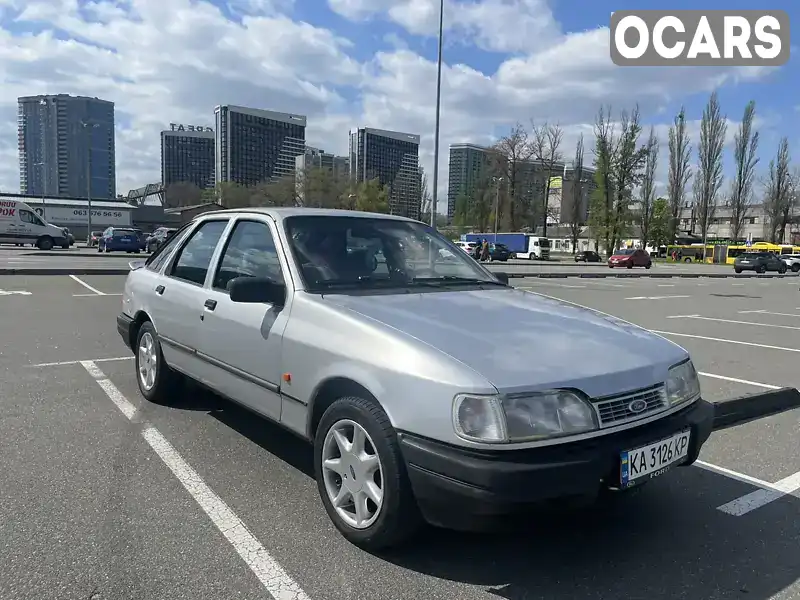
[480,239,490,262]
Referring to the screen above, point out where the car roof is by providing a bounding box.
[194,206,419,224]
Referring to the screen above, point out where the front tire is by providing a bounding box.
[734,268,742,274]
[135,321,182,404]
[314,396,421,550]
[37,236,54,251]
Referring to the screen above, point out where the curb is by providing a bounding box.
[504,272,799,279]
[0,268,131,275]
[712,387,800,431]
[22,252,149,259]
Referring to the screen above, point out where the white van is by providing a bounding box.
[0,199,69,249]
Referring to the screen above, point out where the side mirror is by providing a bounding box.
[494,272,509,285]
[229,277,286,306]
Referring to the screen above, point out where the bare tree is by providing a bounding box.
[419,171,434,224]
[764,137,792,243]
[530,122,564,235]
[728,101,760,242]
[588,106,615,254]
[667,107,692,242]
[694,91,727,259]
[610,106,648,252]
[638,126,659,251]
[490,124,534,230]
[568,134,585,253]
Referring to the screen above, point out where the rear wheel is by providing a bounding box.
[792,263,800,273]
[314,396,421,550]
[757,265,766,274]
[645,263,652,269]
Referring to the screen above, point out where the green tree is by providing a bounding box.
[164,182,202,208]
[217,182,252,208]
[649,197,671,249]
[453,193,470,226]
[299,166,347,208]
[694,91,727,258]
[610,105,648,251]
[667,107,692,243]
[638,126,659,250]
[349,178,389,213]
[589,105,615,254]
[729,100,759,242]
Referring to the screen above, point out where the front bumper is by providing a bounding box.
[399,398,714,530]
[117,313,134,350]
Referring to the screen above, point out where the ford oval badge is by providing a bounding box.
[628,399,647,413]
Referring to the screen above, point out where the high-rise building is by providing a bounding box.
[295,146,349,178]
[18,94,116,199]
[214,105,306,189]
[447,143,491,220]
[161,128,215,190]
[349,127,421,220]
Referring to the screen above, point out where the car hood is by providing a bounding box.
[609,254,632,260]
[322,287,687,398]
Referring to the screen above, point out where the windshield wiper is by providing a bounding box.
[316,277,401,289]
[409,276,506,287]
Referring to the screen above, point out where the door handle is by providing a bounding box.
[204,299,217,310]
[155,285,165,295]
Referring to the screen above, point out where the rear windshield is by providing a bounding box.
[112,229,136,237]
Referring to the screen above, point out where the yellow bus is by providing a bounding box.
[666,242,800,264]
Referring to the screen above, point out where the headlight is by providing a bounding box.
[453,391,598,444]
[666,360,701,406]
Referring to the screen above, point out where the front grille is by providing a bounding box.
[592,383,667,428]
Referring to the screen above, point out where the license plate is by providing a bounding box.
[620,430,691,487]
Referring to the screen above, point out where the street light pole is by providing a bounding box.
[493,176,503,242]
[81,121,99,243]
[430,0,444,229]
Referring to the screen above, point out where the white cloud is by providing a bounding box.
[0,0,781,213]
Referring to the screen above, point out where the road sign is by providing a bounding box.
[746,239,752,247]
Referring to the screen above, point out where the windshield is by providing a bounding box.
[614,249,635,255]
[284,215,499,291]
[539,239,550,248]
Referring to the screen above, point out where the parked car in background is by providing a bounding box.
[454,240,477,255]
[146,227,178,253]
[608,248,652,269]
[489,242,511,262]
[575,250,602,263]
[117,207,723,550]
[734,252,787,274]
[87,231,103,247]
[98,227,143,253]
[780,254,800,273]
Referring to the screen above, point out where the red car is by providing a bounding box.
[608,248,652,269]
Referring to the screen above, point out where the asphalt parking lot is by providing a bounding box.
[1,274,799,600]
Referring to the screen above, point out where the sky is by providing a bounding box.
[0,0,797,214]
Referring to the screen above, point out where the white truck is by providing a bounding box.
[0,199,70,249]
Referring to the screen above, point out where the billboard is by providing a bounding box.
[31,205,132,227]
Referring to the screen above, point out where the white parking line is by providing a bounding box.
[695,461,787,492]
[717,471,800,516]
[625,295,691,300]
[697,372,781,390]
[78,360,311,600]
[518,282,586,289]
[73,293,123,297]
[740,310,800,318]
[69,274,105,296]
[667,315,800,331]
[30,356,133,367]
[651,331,800,353]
